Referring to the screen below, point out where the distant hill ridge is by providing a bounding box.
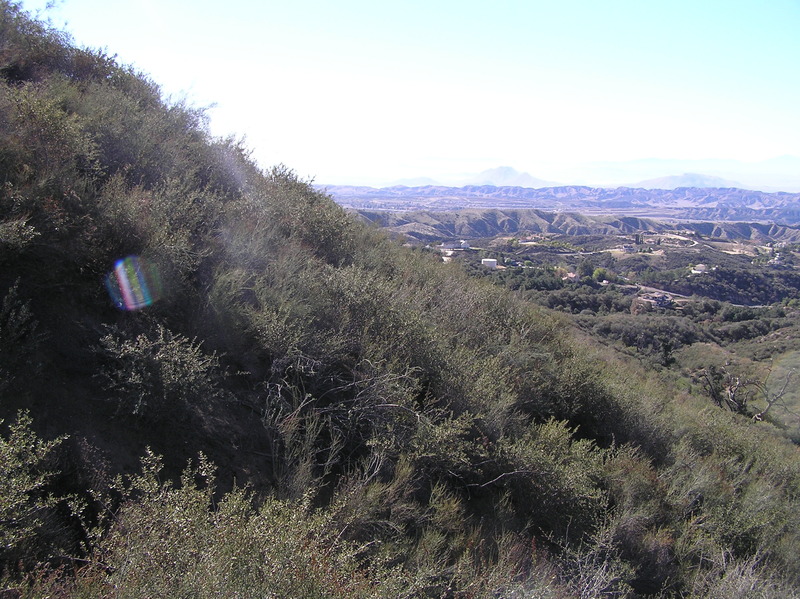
[323,183,800,224]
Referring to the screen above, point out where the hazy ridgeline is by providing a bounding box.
[2,3,800,597]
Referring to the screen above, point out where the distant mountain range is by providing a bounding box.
[581,156,800,192]
[321,183,800,224]
[378,158,800,192]
[633,173,742,189]
[389,167,557,188]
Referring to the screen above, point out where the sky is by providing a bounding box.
[20,0,800,188]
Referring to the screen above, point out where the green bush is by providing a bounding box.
[59,450,411,599]
[498,420,606,539]
[2,81,102,188]
[95,322,226,421]
[0,411,64,570]
[0,281,42,393]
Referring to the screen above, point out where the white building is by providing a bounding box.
[481,258,498,269]
[440,240,470,250]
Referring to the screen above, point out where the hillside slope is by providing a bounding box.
[2,4,800,597]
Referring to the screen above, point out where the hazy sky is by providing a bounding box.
[21,0,800,186]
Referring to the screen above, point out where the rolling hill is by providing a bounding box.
[358,208,800,243]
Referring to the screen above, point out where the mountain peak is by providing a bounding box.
[465,166,555,188]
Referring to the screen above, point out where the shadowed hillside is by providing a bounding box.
[2,4,800,597]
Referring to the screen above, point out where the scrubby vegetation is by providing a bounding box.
[459,240,800,434]
[2,3,800,597]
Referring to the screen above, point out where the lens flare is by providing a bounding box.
[105,256,162,310]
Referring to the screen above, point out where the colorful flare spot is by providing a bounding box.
[105,256,162,310]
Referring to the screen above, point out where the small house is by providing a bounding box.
[440,240,470,251]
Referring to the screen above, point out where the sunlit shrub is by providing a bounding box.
[72,450,411,598]
[498,420,607,539]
